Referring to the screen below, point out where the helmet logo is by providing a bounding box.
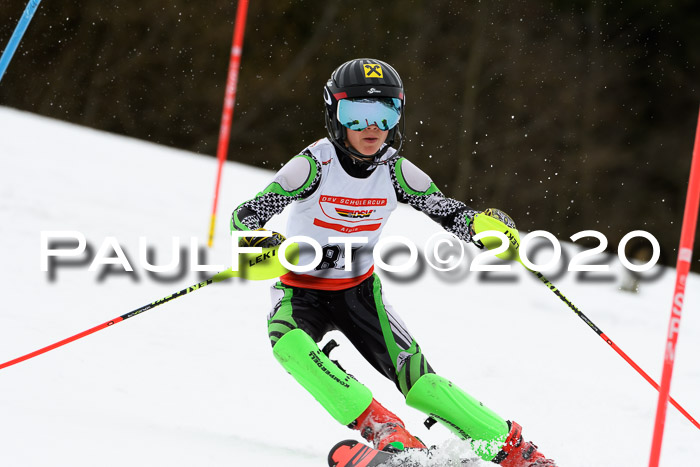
[363,64,383,78]
[367,88,382,94]
[323,87,332,105]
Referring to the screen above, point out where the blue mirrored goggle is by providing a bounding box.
[337,97,402,131]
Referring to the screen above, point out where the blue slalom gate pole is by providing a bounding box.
[0,0,43,82]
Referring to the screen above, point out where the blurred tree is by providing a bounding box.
[0,0,698,270]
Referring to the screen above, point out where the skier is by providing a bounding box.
[231,58,557,466]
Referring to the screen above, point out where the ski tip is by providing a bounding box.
[327,439,359,467]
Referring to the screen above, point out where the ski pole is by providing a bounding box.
[0,274,220,370]
[473,214,699,430]
[0,0,43,82]
[523,264,700,431]
[0,245,296,371]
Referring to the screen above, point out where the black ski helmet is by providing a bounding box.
[323,58,405,165]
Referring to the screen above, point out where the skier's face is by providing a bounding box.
[345,125,388,156]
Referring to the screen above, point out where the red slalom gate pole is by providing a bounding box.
[648,107,700,467]
[207,0,250,248]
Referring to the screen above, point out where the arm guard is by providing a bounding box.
[390,157,479,243]
[231,152,322,232]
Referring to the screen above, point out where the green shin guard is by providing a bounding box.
[405,374,509,460]
[272,328,373,426]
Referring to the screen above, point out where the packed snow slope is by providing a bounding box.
[1,107,698,467]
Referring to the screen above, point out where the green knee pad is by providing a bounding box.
[405,373,509,460]
[273,328,373,425]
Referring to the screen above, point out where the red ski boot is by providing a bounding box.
[494,421,557,467]
[349,399,426,452]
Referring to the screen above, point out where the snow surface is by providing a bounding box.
[1,106,698,466]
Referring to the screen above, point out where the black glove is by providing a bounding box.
[238,228,286,248]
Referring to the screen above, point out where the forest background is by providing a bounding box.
[1,0,699,271]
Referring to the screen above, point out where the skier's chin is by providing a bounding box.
[350,143,381,156]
